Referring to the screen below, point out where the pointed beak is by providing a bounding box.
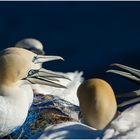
[25,68,71,88]
[26,77,67,88]
[28,68,71,81]
[107,63,140,107]
[118,97,140,108]
[107,63,140,83]
[26,54,70,88]
[37,68,71,81]
[33,55,64,64]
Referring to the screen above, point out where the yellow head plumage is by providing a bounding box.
[77,78,117,130]
[0,48,35,85]
[0,47,68,88]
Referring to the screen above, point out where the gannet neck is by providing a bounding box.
[0,81,33,137]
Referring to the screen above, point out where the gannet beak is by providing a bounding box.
[107,63,140,83]
[27,68,71,81]
[24,54,71,88]
[26,77,67,88]
[33,55,64,64]
[107,63,140,106]
[25,69,68,88]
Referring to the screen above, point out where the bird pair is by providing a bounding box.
[0,38,139,138]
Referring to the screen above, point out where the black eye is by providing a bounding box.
[28,70,38,77]
[32,55,38,62]
[28,70,34,76]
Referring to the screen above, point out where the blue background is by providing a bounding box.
[0,2,140,103]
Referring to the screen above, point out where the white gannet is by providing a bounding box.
[15,38,84,105]
[107,63,140,107]
[0,47,69,137]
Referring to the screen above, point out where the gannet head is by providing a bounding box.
[0,47,69,88]
[77,78,117,130]
[15,38,45,54]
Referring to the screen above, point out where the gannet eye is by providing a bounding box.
[28,70,33,76]
[32,55,38,63]
[28,70,37,77]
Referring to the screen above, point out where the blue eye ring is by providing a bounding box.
[32,55,38,62]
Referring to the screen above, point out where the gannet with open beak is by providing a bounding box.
[0,47,69,137]
[77,78,117,130]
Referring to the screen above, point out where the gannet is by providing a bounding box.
[0,47,69,137]
[15,38,83,105]
[77,78,117,130]
[15,38,45,55]
[107,63,140,107]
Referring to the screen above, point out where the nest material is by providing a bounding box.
[3,94,79,139]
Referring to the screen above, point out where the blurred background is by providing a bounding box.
[0,1,140,103]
